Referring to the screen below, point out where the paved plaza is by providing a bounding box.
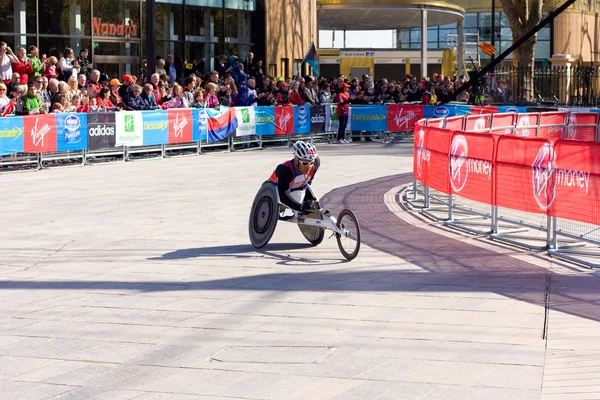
[1,142,599,399]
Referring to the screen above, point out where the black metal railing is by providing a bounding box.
[486,65,600,107]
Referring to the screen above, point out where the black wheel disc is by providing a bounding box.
[249,182,279,248]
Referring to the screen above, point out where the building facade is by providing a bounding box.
[317,0,600,79]
[251,0,317,80]
[0,0,255,79]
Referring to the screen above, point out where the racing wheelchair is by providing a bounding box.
[249,181,361,260]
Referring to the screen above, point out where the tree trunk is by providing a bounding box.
[514,37,536,101]
[501,0,544,102]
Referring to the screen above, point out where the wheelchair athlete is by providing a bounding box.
[268,141,323,214]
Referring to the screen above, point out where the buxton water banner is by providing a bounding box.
[56,113,87,152]
[294,104,311,134]
[192,108,208,142]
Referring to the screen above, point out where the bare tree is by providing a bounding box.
[501,0,544,101]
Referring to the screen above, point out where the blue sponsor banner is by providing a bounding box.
[453,105,473,116]
[255,106,276,136]
[192,108,208,141]
[498,106,527,113]
[294,104,311,134]
[142,110,169,145]
[56,113,87,151]
[424,105,456,118]
[350,105,387,132]
[0,117,24,156]
[590,109,600,113]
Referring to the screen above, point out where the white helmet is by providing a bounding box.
[292,141,318,161]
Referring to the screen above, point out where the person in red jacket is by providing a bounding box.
[335,82,354,143]
[11,47,33,87]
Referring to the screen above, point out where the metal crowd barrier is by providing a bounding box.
[406,110,600,268]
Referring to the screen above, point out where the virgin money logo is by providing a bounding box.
[394,109,415,129]
[279,108,293,130]
[450,135,468,192]
[433,106,450,118]
[416,129,430,178]
[473,117,487,131]
[174,113,188,139]
[567,113,577,139]
[31,118,51,147]
[517,116,533,137]
[532,143,557,209]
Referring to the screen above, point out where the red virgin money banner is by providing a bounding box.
[549,140,600,225]
[23,114,57,153]
[471,106,499,115]
[537,112,568,139]
[495,136,555,214]
[415,126,452,194]
[388,105,424,132]
[566,113,598,141]
[449,132,495,204]
[464,114,492,132]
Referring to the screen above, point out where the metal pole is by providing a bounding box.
[491,0,496,64]
[448,0,579,102]
[457,18,464,77]
[146,0,156,77]
[421,7,428,79]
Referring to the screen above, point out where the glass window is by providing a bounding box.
[0,1,14,33]
[500,40,513,57]
[186,6,208,38]
[94,41,140,57]
[92,0,140,39]
[187,0,222,6]
[39,0,91,36]
[225,0,255,11]
[428,42,438,49]
[501,27,512,41]
[154,41,185,61]
[400,30,409,47]
[440,22,457,29]
[410,29,421,43]
[211,8,224,44]
[537,27,550,41]
[154,3,184,42]
[39,37,92,59]
[185,42,206,64]
[427,28,438,42]
[535,41,551,60]
[464,13,478,28]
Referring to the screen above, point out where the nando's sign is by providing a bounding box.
[93,18,138,37]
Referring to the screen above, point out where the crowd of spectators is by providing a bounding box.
[0,40,513,118]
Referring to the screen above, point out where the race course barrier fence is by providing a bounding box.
[408,110,600,268]
[5,103,594,168]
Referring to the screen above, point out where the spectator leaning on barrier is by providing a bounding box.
[125,85,146,110]
[205,82,219,108]
[141,84,159,109]
[8,85,26,115]
[319,83,332,104]
[276,81,291,105]
[236,77,257,107]
[289,81,304,105]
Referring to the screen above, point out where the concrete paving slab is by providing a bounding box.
[0,143,598,399]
